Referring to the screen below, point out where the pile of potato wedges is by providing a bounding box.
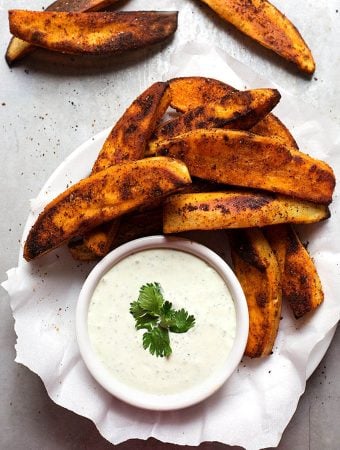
[23,77,336,359]
[7,0,315,74]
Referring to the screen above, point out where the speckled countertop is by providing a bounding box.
[1,1,339,449]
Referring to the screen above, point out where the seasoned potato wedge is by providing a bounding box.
[250,114,298,149]
[24,157,191,261]
[169,77,298,147]
[229,228,282,357]
[264,224,324,318]
[199,0,315,74]
[163,191,330,234]
[151,88,281,143]
[149,129,335,204]
[5,0,120,66]
[9,10,178,56]
[93,82,171,172]
[68,82,171,260]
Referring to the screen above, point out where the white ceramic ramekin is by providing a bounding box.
[76,235,249,411]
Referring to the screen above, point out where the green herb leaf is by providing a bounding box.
[129,282,195,357]
[138,282,163,316]
[169,308,196,333]
[143,327,172,357]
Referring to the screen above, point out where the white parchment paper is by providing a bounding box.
[2,44,340,450]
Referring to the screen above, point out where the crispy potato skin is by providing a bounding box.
[199,0,315,74]
[9,10,178,55]
[264,225,324,318]
[169,77,298,147]
[24,157,191,261]
[68,82,171,260]
[229,228,282,358]
[6,0,121,65]
[150,129,335,204]
[150,88,281,143]
[163,191,330,233]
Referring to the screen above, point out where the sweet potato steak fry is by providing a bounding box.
[6,0,120,65]
[151,88,281,144]
[199,0,315,73]
[150,129,335,204]
[69,81,171,260]
[229,228,282,357]
[264,225,324,318]
[93,82,171,172]
[163,191,329,233]
[9,10,178,55]
[24,157,191,261]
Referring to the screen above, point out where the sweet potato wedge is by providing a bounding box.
[163,191,330,234]
[264,224,324,318]
[24,157,191,261]
[199,0,315,74]
[9,10,178,56]
[150,88,281,143]
[229,228,282,357]
[68,82,171,260]
[5,0,121,66]
[168,77,298,147]
[93,82,171,172]
[149,129,335,204]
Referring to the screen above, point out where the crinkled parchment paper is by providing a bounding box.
[2,44,340,450]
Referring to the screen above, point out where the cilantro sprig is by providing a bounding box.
[130,282,195,357]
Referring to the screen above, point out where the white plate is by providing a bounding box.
[6,76,339,448]
[19,128,336,377]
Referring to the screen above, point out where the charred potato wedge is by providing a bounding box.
[9,10,178,56]
[163,191,330,234]
[199,0,315,74]
[264,225,324,318]
[169,77,298,147]
[151,88,281,143]
[6,0,121,66]
[149,129,335,204]
[229,228,282,358]
[69,81,171,260]
[24,157,191,261]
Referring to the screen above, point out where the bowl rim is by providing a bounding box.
[76,235,249,411]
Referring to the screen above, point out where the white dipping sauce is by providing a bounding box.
[88,249,236,395]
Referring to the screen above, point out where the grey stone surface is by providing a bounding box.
[1,0,339,449]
